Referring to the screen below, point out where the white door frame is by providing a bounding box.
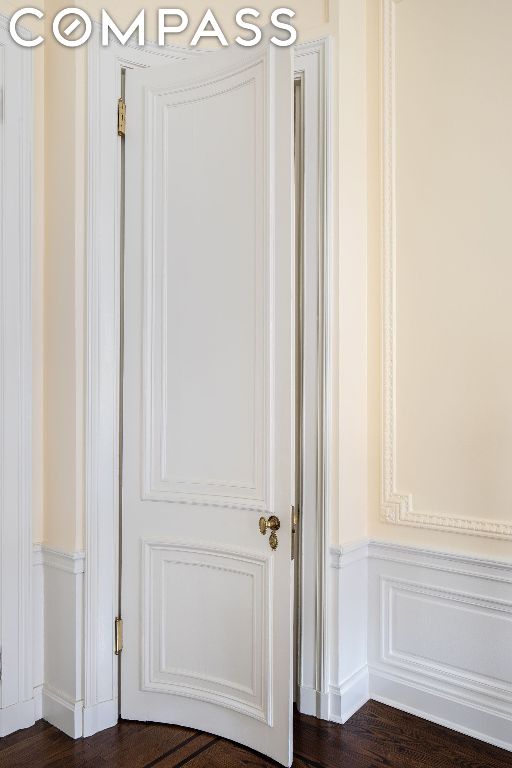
[0,15,34,736]
[84,30,333,736]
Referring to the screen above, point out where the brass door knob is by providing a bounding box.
[259,515,280,550]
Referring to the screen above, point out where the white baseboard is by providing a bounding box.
[42,686,83,738]
[370,668,512,753]
[329,667,370,724]
[33,685,43,721]
[297,686,329,719]
[83,699,118,737]
[330,539,512,752]
[329,540,369,724]
[297,685,318,716]
[0,699,38,738]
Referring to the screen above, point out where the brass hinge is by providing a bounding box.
[114,617,123,655]
[117,97,126,137]
[291,505,298,560]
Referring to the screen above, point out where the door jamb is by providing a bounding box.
[293,40,333,718]
[0,16,34,737]
[84,33,333,735]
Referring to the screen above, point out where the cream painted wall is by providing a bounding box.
[43,25,87,550]
[39,0,512,559]
[367,0,512,559]
[332,0,368,544]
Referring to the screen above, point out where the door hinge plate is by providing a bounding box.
[117,98,126,137]
[114,617,123,655]
[291,505,298,560]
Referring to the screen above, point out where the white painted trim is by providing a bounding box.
[41,547,86,575]
[329,541,369,724]
[0,14,34,737]
[32,545,44,714]
[330,540,369,569]
[0,699,37,738]
[329,666,370,725]
[370,670,512,753]
[293,36,333,722]
[380,0,512,540]
[369,539,512,580]
[33,685,43,722]
[42,685,83,739]
[32,543,44,567]
[40,545,85,738]
[85,33,333,734]
[297,686,330,719]
[82,698,119,738]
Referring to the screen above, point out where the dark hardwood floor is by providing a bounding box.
[0,702,509,768]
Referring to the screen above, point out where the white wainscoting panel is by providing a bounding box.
[329,540,512,752]
[142,541,272,724]
[368,541,512,751]
[31,536,512,754]
[41,547,85,738]
[328,543,369,723]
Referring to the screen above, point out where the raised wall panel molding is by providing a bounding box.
[367,539,512,752]
[380,577,512,707]
[380,0,512,540]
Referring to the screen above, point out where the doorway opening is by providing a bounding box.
[83,34,331,751]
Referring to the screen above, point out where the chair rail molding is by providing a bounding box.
[0,15,34,738]
[380,0,512,540]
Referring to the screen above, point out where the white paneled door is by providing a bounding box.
[122,39,295,766]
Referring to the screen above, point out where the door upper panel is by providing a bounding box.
[143,58,270,511]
